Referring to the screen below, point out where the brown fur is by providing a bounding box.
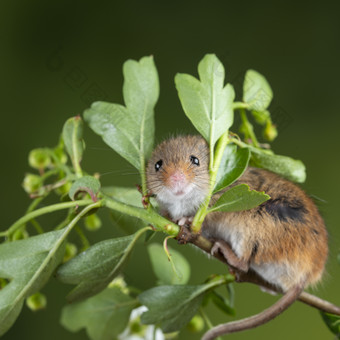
[205,167,328,290]
[147,135,328,291]
[146,135,210,195]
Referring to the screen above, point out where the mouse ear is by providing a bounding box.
[175,54,235,150]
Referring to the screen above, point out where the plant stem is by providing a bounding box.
[0,199,94,238]
[26,196,47,214]
[45,149,73,177]
[55,211,76,231]
[30,219,44,234]
[140,165,148,198]
[191,132,230,233]
[200,307,214,329]
[75,225,90,250]
[240,109,259,147]
[232,102,249,110]
[102,195,180,236]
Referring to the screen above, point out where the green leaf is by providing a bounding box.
[210,183,270,213]
[0,230,66,335]
[248,146,306,183]
[214,144,250,193]
[62,116,84,174]
[61,286,138,340]
[243,70,273,111]
[56,228,149,302]
[102,186,147,234]
[321,312,340,338]
[175,54,235,150]
[84,56,159,171]
[139,280,223,333]
[69,176,101,201]
[209,291,235,316]
[147,243,190,285]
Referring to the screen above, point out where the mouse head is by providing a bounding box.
[146,135,210,204]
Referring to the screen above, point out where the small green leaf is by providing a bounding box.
[62,116,84,175]
[321,312,340,338]
[56,228,149,302]
[0,230,67,335]
[210,184,270,213]
[147,243,190,285]
[139,280,224,333]
[175,54,235,150]
[248,146,306,183]
[214,144,250,193]
[243,70,273,111]
[61,286,138,340]
[209,291,235,316]
[69,176,101,202]
[84,56,159,171]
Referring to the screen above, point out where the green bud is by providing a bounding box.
[108,276,129,294]
[55,180,72,196]
[12,228,29,241]
[186,314,204,333]
[251,110,270,125]
[263,121,278,141]
[84,213,102,231]
[28,148,51,170]
[0,278,9,290]
[26,292,47,311]
[129,316,146,335]
[63,242,77,263]
[22,173,42,194]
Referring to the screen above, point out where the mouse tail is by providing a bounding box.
[201,282,305,340]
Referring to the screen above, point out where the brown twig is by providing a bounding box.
[186,233,340,316]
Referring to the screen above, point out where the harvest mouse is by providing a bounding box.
[146,135,328,338]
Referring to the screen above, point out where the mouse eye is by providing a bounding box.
[155,160,163,172]
[190,155,200,166]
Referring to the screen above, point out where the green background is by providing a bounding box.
[1,1,339,339]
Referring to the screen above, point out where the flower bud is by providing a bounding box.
[28,149,51,170]
[22,174,42,194]
[84,214,102,231]
[186,314,204,333]
[26,292,47,311]
[55,180,72,196]
[263,121,278,141]
[63,242,77,263]
[0,278,9,290]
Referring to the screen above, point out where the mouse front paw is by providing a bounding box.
[177,216,194,227]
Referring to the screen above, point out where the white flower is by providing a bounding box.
[118,306,165,340]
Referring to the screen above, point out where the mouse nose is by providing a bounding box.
[169,170,186,185]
